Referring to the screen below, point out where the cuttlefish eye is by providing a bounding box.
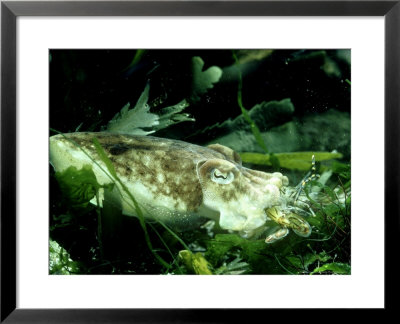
[211,168,234,184]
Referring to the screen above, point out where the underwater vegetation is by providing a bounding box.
[49,49,351,275]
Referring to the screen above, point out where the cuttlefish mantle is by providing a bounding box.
[50,132,289,235]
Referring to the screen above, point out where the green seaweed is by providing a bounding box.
[205,233,283,274]
[203,168,351,275]
[190,56,222,102]
[310,262,351,275]
[213,257,250,275]
[187,98,295,142]
[54,164,114,259]
[239,151,343,171]
[49,239,82,274]
[178,250,213,275]
[55,165,111,208]
[106,84,158,135]
[153,100,194,131]
[122,49,146,73]
[106,84,194,136]
[91,137,171,269]
[232,51,269,154]
[284,251,331,273]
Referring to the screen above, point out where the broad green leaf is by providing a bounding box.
[239,151,343,171]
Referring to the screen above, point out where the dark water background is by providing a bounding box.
[50,49,350,138]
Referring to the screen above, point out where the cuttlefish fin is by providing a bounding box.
[207,143,242,165]
[218,210,246,231]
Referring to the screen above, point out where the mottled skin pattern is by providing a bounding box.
[50,132,289,235]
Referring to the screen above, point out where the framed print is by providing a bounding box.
[1,0,398,322]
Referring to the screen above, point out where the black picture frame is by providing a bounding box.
[1,0,398,322]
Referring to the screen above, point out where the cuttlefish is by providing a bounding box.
[50,132,304,240]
